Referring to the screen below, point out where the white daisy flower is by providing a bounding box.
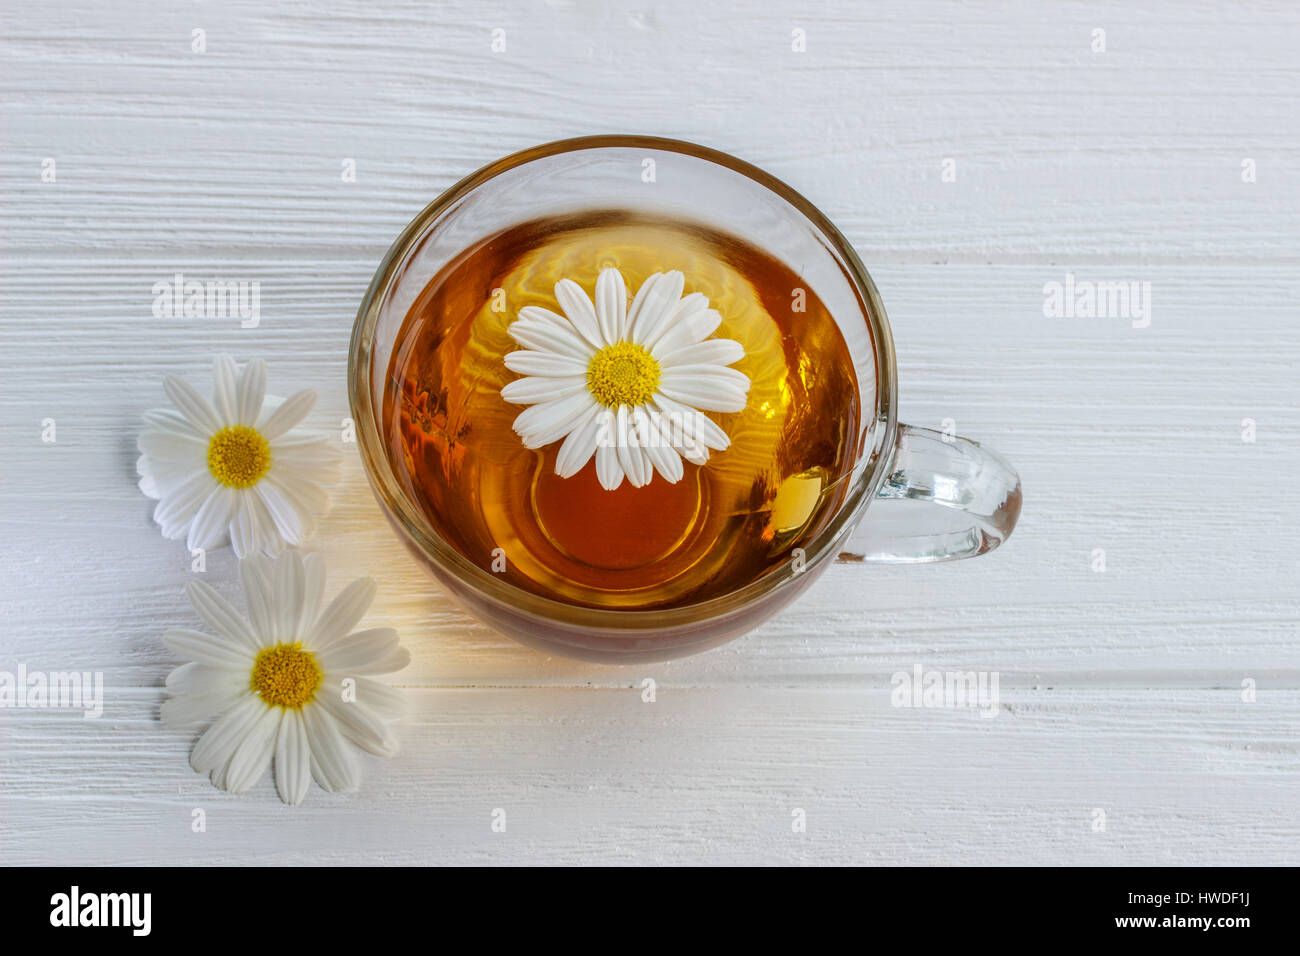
[161,550,409,805]
[500,268,751,491]
[137,354,342,558]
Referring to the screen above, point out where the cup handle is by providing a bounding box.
[849,424,1022,563]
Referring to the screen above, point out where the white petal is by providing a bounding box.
[656,337,746,369]
[189,694,265,774]
[623,273,658,341]
[349,677,409,721]
[650,308,722,357]
[286,454,340,484]
[662,363,750,391]
[236,358,267,426]
[658,367,750,413]
[298,552,327,635]
[634,406,683,483]
[644,440,684,483]
[240,553,277,644]
[503,350,588,378]
[140,452,204,499]
[274,709,312,805]
[269,433,344,459]
[265,471,326,524]
[651,394,732,451]
[266,454,341,492]
[649,399,713,464]
[594,268,628,343]
[265,489,290,552]
[223,704,280,794]
[614,405,651,488]
[273,550,305,640]
[264,488,291,553]
[595,443,624,491]
[318,691,399,757]
[164,661,199,691]
[137,428,206,462]
[143,407,203,438]
[164,375,223,434]
[186,579,260,652]
[153,470,217,536]
[186,485,235,551]
[256,481,310,547]
[679,441,710,466]
[138,468,158,501]
[166,662,246,696]
[554,404,604,478]
[667,291,709,323]
[212,354,239,423]
[316,627,401,672]
[656,382,748,414]
[629,271,686,347]
[302,706,360,793]
[507,316,593,361]
[629,444,655,488]
[519,304,602,353]
[230,490,277,557]
[280,469,339,501]
[268,457,330,485]
[229,493,259,559]
[553,278,605,347]
[500,375,588,405]
[161,688,244,726]
[512,392,598,449]
[210,755,233,793]
[349,647,411,675]
[309,577,376,648]
[259,389,316,441]
[163,628,252,669]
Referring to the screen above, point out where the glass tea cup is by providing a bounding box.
[349,136,1021,663]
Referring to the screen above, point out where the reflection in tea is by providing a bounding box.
[383,210,861,609]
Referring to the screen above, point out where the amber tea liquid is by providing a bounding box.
[383,210,862,609]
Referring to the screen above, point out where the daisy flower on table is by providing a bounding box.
[162,550,409,805]
[137,354,342,558]
[500,268,751,491]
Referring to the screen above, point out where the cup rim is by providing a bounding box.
[348,134,899,630]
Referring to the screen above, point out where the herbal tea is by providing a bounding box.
[383,210,861,609]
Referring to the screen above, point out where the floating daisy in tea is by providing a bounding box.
[162,551,409,804]
[388,213,862,608]
[137,355,342,557]
[500,268,751,490]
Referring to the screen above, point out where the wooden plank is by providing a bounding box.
[2,2,1297,261]
[2,688,1295,866]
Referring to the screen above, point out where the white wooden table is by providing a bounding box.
[3,0,1297,865]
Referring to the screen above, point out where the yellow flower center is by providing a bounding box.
[250,643,323,709]
[586,341,660,408]
[207,425,271,488]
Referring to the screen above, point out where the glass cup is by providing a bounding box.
[349,136,1021,663]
